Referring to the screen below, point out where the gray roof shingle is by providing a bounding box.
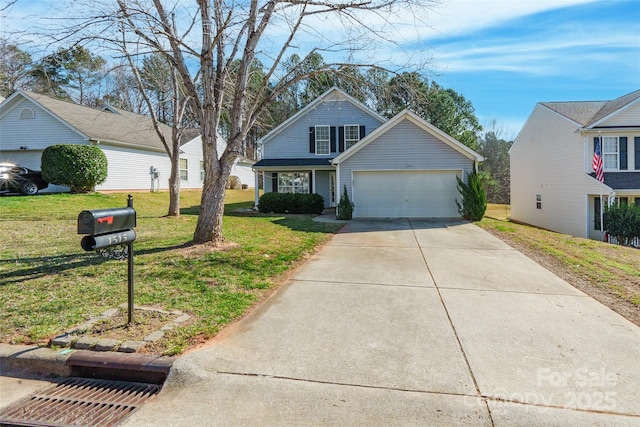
[589,172,640,190]
[23,92,199,150]
[541,89,640,127]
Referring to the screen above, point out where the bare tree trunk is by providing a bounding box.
[167,149,180,216]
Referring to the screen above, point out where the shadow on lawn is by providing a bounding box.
[0,243,194,287]
[180,201,254,217]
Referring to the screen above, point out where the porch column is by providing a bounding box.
[312,169,316,194]
[254,171,260,209]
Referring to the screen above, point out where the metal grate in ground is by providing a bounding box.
[0,377,160,427]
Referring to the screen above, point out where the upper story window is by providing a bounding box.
[315,125,330,155]
[19,108,35,119]
[344,125,360,150]
[602,136,618,169]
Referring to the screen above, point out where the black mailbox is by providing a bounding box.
[78,207,136,235]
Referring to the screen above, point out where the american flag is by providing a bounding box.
[592,138,604,182]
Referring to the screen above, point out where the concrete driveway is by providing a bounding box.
[124,219,640,426]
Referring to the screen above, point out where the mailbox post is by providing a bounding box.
[78,195,137,323]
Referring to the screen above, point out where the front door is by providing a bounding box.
[329,172,336,207]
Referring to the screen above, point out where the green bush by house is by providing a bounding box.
[456,169,487,221]
[604,203,640,246]
[41,144,108,193]
[258,192,324,215]
[336,185,354,220]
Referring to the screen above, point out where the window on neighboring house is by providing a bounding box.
[344,125,360,150]
[635,197,640,207]
[278,172,310,194]
[618,197,629,206]
[180,158,188,181]
[315,125,330,155]
[19,108,34,119]
[200,160,205,182]
[536,194,542,210]
[602,136,619,169]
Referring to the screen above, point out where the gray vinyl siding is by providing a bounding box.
[314,170,331,207]
[339,119,474,201]
[264,172,274,193]
[263,100,384,159]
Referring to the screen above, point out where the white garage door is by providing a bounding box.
[352,170,461,218]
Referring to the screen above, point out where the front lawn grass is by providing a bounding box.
[478,214,640,326]
[0,190,343,355]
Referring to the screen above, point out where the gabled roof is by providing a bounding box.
[332,109,483,164]
[2,91,200,151]
[258,87,387,145]
[540,89,640,128]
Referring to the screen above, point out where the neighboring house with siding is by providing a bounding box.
[510,89,640,240]
[0,91,207,193]
[182,128,255,189]
[253,87,483,218]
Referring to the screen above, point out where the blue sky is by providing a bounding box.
[2,0,639,139]
[420,0,640,138]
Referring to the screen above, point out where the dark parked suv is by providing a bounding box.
[0,163,49,195]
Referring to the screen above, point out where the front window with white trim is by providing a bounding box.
[278,172,309,194]
[602,136,618,170]
[315,125,330,155]
[345,125,360,149]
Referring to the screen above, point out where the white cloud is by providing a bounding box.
[421,0,599,39]
[430,25,640,76]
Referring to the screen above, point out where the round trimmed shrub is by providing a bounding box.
[41,144,108,193]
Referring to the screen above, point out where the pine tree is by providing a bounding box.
[336,185,355,220]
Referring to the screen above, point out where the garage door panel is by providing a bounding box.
[353,170,460,218]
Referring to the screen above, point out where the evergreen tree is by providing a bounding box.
[456,170,487,221]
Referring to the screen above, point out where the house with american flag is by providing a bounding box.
[510,89,640,240]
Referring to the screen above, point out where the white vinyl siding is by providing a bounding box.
[597,102,640,127]
[345,125,360,149]
[1,94,207,192]
[315,126,330,155]
[510,104,607,239]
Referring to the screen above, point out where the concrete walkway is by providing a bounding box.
[124,219,640,426]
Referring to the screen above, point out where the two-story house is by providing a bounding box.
[253,87,483,218]
[510,89,640,240]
